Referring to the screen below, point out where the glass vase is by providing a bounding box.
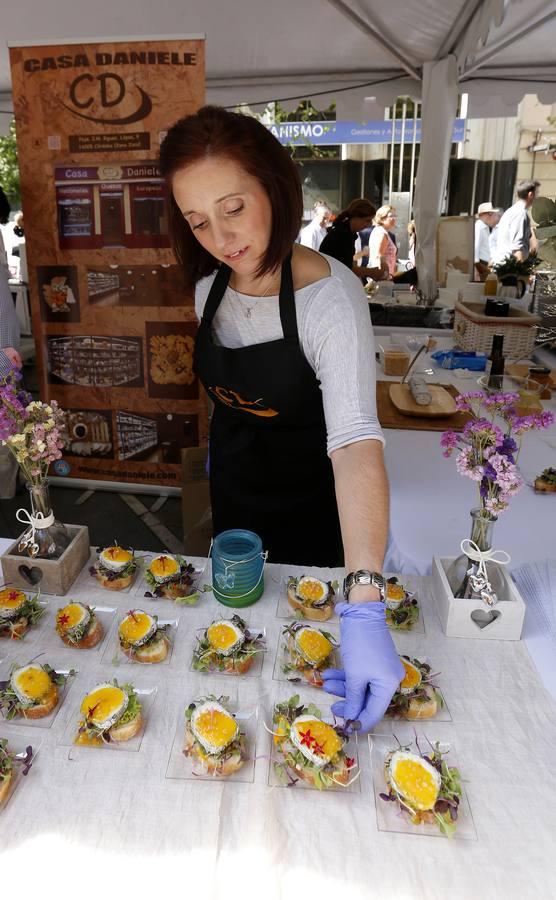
[447,508,505,601]
[17,480,71,560]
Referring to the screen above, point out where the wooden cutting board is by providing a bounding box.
[376,382,470,431]
[389,383,457,417]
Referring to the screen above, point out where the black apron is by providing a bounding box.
[193,254,343,566]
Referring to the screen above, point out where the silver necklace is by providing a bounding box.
[228,276,278,318]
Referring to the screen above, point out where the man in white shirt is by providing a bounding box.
[299,201,331,250]
[488,208,503,263]
[493,180,540,265]
[474,201,496,280]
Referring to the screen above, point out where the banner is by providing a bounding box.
[9,37,206,488]
[269,118,466,145]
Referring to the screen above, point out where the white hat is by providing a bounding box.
[477,202,495,215]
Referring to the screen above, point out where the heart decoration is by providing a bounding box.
[470,608,501,630]
[18,564,43,586]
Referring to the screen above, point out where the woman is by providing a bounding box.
[319,198,385,280]
[367,205,398,278]
[368,205,417,286]
[159,107,402,732]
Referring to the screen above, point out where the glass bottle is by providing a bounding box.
[484,272,498,297]
[447,508,505,601]
[17,480,71,560]
[485,333,505,387]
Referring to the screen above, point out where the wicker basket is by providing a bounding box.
[453,300,541,357]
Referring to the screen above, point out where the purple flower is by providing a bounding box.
[440,430,459,457]
[498,436,517,460]
[534,410,554,430]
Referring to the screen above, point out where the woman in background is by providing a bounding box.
[319,198,385,280]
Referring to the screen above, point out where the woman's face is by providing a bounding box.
[383,210,397,230]
[172,156,272,277]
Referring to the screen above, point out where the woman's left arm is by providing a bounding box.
[331,438,388,583]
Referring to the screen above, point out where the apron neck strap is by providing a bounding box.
[202,263,232,326]
[278,252,299,345]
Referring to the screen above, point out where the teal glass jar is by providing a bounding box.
[211,529,266,608]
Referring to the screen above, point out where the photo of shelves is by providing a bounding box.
[116,411,199,463]
[46,335,144,387]
[87,265,190,308]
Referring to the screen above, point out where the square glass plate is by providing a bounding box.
[50,604,117,654]
[368,728,477,840]
[0,731,42,813]
[101,617,179,667]
[72,551,143,595]
[274,568,340,622]
[384,655,452,723]
[58,684,156,757]
[0,599,49,648]
[384,574,425,634]
[272,623,340,689]
[189,621,267,678]
[133,554,209,607]
[267,691,360,793]
[166,694,258,783]
[0,662,77,729]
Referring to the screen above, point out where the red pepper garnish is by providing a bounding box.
[57,613,71,629]
[8,591,21,601]
[299,728,315,749]
[127,609,138,622]
[311,739,326,757]
[346,756,355,769]
[87,702,100,721]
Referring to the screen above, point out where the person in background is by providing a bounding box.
[474,201,497,280]
[365,206,418,286]
[0,186,22,499]
[299,200,330,250]
[407,220,416,269]
[493,180,540,265]
[319,198,385,280]
[488,208,503,264]
[13,211,24,239]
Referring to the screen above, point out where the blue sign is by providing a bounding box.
[268,118,466,146]
[53,459,71,476]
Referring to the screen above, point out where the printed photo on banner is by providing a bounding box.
[46,335,144,388]
[37,265,80,322]
[145,321,198,400]
[86,264,189,308]
[116,411,199,463]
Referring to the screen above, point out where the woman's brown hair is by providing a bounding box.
[335,198,375,224]
[159,106,303,291]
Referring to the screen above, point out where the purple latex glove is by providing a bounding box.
[322,602,403,733]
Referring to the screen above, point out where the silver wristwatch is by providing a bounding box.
[343,570,386,603]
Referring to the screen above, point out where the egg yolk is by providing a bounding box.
[103,547,132,564]
[57,603,85,630]
[293,719,342,759]
[387,583,405,601]
[14,667,51,700]
[392,759,439,810]
[297,580,326,603]
[207,622,240,651]
[119,612,151,643]
[194,709,237,749]
[400,659,422,690]
[150,556,179,577]
[296,629,333,665]
[0,589,26,609]
[80,686,125,724]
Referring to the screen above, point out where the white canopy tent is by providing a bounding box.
[1,0,555,295]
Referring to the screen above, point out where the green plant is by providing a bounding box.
[0,119,20,207]
[492,253,541,279]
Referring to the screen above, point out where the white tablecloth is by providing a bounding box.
[1,549,555,900]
